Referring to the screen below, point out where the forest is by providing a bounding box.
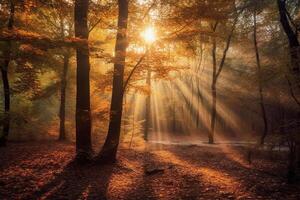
[0,0,300,199]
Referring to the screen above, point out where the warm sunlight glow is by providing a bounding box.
[141,27,156,44]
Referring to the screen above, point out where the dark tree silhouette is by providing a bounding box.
[74,0,92,161]
[0,0,14,147]
[253,8,268,145]
[97,0,129,163]
[277,0,300,72]
[59,52,70,141]
[277,0,300,182]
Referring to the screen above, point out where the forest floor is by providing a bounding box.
[0,142,299,200]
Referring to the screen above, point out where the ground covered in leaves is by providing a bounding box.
[0,142,299,200]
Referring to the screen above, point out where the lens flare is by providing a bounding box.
[141,26,156,44]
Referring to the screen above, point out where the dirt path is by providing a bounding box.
[0,142,299,199]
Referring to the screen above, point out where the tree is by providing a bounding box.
[277,0,300,182]
[0,0,14,147]
[97,0,129,163]
[277,0,300,73]
[253,7,268,145]
[57,4,73,141]
[74,0,92,161]
[59,51,70,141]
[209,13,240,144]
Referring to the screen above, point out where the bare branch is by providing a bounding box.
[123,49,149,93]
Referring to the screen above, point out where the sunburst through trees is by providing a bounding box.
[0,0,300,199]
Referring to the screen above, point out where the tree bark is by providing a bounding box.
[59,53,69,141]
[74,0,92,161]
[210,29,217,144]
[277,0,300,72]
[253,10,268,145]
[0,67,10,147]
[0,0,14,147]
[277,0,300,166]
[210,83,217,144]
[97,0,128,163]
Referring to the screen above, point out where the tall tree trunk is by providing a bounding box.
[277,0,300,177]
[0,0,14,147]
[277,0,300,170]
[210,84,217,144]
[210,32,217,144]
[144,68,151,140]
[59,53,69,141]
[74,0,92,161]
[208,13,240,144]
[253,10,268,145]
[196,44,203,128]
[208,1,240,143]
[0,67,10,147]
[277,0,300,72]
[97,0,128,163]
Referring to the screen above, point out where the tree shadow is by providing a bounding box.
[29,161,115,200]
[18,145,300,199]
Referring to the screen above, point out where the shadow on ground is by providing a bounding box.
[0,142,300,200]
[30,162,114,200]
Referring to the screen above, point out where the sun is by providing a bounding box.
[141,26,156,44]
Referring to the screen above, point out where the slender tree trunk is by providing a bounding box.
[208,14,239,144]
[0,0,14,147]
[210,35,217,144]
[210,84,217,144]
[196,44,203,128]
[196,88,200,128]
[196,75,203,129]
[74,0,92,161]
[97,0,128,163]
[144,68,151,140]
[253,10,268,145]
[59,53,69,141]
[287,140,297,183]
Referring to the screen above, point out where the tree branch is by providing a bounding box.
[215,9,243,80]
[123,49,149,93]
